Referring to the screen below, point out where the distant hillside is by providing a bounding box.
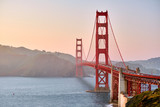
[54,52,75,64]
[0,45,75,77]
[129,57,160,70]
[114,62,160,75]
[0,44,159,77]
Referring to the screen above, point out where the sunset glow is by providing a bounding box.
[0,0,160,61]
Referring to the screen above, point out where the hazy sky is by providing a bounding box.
[0,0,160,61]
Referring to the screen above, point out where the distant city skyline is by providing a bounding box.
[0,0,160,61]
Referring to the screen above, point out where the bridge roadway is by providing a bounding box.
[80,61,160,85]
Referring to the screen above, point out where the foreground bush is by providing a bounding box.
[126,88,160,107]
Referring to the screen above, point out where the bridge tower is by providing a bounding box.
[95,11,109,92]
[76,39,83,77]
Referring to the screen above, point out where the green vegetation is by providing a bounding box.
[126,88,160,107]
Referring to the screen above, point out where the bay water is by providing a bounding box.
[0,77,111,107]
[0,76,158,107]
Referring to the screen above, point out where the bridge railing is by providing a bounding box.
[80,61,160,80]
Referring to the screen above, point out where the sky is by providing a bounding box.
[0,0,160,61]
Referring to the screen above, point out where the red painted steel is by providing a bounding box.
[123,72,160,80]
[127,81,131,96]
[76,39,83,77]
[75,10,160,100]
[95,10,109,89]
[127,80,142,96]
[148,84,151,91]
[137,83,141,94]
[112,70,119,100]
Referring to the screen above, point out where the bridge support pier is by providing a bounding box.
[110,67,113,102]
[110,66,119,102]
[118,68,127,107]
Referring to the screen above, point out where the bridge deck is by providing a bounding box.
[80,62,160,85]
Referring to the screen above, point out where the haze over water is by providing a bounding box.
[0,77,111,107]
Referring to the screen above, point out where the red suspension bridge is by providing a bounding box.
[75,10,160,102]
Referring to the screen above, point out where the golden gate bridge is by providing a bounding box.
[75,10,160,103]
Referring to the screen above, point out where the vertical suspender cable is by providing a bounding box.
[82,45,87,61]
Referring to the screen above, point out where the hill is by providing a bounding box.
[0,44,159,77]
[126,88,160,107]
[114,61,160,75]
[0,45,75,77]
[129,57,160,70]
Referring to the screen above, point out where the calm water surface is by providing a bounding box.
[0,77,112,107]
[0,77,157,107]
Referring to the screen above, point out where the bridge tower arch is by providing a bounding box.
[76,38,83,77]
[95,11,109,92]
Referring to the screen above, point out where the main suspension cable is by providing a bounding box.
[86,17,96,61]
[108,15,126,68]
